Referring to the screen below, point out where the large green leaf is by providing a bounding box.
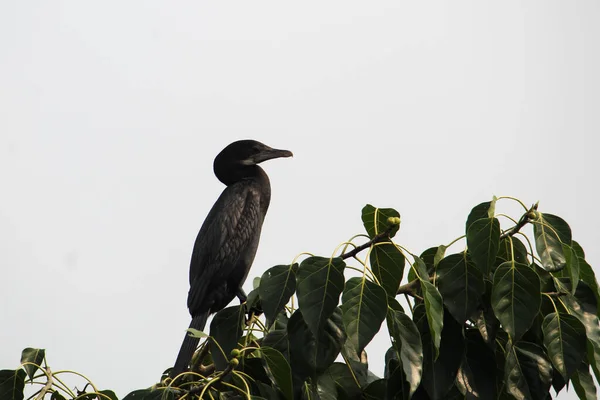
[259,264,298,325]
[288,308,346,379]
[496,236,528,266]
[542,312,587,380]
[572,363,597,400]
[262,329,290,362]
[504,342,552,400]
[126,389,174,400]
[239,357,272,389]
[491,261,541,340]
[0,370,26,400]
[296,256,345,337]
[466,200,496,233]
[407,254,429,286]
[122,389,154,400]
[533,212,568,272]
[322,362,377,399]
[417,306,465,400]
[370,243,405,297]
[437,252,485,323]
[455,331,496,399]
[560,291,600,383]
[361,379,388,400]
[260,347,293,400]
[421,281,444,355]
[386,307,423,397]
[541,213,572,244]
[577,257,600,316]
[340,277,388,355]
[466,217,501,276]
[209,305,245,370]
[361,204,400,239]
[19,348,45,381]
[384,348,410,400]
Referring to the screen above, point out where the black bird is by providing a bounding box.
[171,140,292,378]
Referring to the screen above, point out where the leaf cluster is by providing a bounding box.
[3,198,598,399]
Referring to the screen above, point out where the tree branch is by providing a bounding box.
[499,203,538,240]
[339,225,396,260]
[396,278,421,296]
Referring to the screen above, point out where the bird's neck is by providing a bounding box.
[215,163,259,185]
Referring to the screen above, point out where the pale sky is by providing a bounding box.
[1,2,598,399]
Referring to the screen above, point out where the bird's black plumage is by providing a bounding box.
[171,140,292,378]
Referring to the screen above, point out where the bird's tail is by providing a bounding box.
[171,313,209,379]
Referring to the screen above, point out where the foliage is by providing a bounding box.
[3,198,599,399]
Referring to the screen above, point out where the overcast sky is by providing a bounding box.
[1,2,598,399]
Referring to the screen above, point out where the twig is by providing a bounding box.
[543,291,567,298]
[192,342,214,376]
[35,367,52,400]
[396,279,421,296]
[499,203,538,240]
[339,225,395,260]
[187,360,239,396]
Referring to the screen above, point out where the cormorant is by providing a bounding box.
[171,140,292,378]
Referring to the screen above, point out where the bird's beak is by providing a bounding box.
[252,147,293,164]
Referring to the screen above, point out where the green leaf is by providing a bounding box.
[560,291,600,384]
[541,213,572,244]
[186,328,208,339]
[361,379,388,400]
[134,389,174,400]
[321,362,373,399]
[455,331,497,399]
[572,240,586,259]
[209,305,245,370]
[466,217,501,275]
[561,244,580,294]
[496,236,528,266]
[341,277,388,355]
[370,243,405,297]
[384,348,410,400]
[288,308,346,379]
[121,389,153,400]
[361,204,400,239]
[260,347,293,400]
[262,329,290,362]
[296,256,345,338]
[533,212,568,272]
[475,281,500,347]
[421,281,444,356]
[259,264,298,325]
[386,307,423,397]
[19,348,45,381]
[0,370,26,400]
[466,201,494,233]
[572,363,598,400]
[491,261,541,340]
[98,391,118,400]
[578,258,600,316]
[437,252,485,323]
[50,392,66,400]
[239,357,271,389]
[411,254,429,281]
[542,312,587,380]
[417,307,465,400]
[504,342,552,400]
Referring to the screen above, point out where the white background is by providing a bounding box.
[1,2,598,399]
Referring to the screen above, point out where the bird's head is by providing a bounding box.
[214,140,293,185]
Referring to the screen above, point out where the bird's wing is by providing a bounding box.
[187,181,262,315]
